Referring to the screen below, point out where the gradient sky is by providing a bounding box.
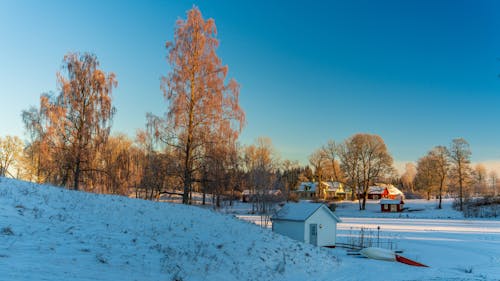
[1,0,500,170]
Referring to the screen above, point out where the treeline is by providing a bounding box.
[400,139,499,210]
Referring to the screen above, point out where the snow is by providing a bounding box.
[0,178,338,281]
[238,199,500,280]
[1,177,499,281]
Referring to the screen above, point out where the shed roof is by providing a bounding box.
[271,202,341,222]
[380,199,404,204]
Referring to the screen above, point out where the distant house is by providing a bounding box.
[241,189,282,202]
[364,184,404,200]
[319,182,349,200]
[271,202,342,247]
[380,198,404,212]
[294,182,318,199]
[294,181,349,200]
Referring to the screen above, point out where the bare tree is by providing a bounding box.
[449,138,472,211]
[0,136,24,177]
[430,146,450,209]
[339,134,394,210]
[322,140,343,182]
[415,154,437,200]
[244,137,279,213]
[338,141,360,201]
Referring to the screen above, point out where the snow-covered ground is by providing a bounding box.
[1,177,499,280]
[332,200,500,280]
[335,217,500,280]
[236,199,500,280]
[0,178,337,281]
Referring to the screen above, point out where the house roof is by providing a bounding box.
[365,184,404,197]
[386,185,404,196]
[367,186,385,194]
[321,181,343,192]
[271,202,342,222]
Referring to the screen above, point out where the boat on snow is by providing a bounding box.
[359,247,428,267]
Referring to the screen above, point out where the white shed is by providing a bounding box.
[271,203,342,247]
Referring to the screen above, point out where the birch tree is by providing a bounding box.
[161,7,245,204]
[23,52,117,190]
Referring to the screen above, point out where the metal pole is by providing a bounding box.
[377,226,380,247]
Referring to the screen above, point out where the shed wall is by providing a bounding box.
[273,220,305,242]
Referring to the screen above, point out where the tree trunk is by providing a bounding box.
[74,159,81,191]
[361,192,367,210]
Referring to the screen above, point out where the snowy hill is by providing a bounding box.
[0,178,338,281]
[2,177,499,281]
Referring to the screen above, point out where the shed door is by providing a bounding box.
[309,224,318,246]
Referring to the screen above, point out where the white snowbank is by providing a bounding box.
[0,177,338,281]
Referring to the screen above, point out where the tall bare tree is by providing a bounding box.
[161,7,245,204]
[449,138,472,211]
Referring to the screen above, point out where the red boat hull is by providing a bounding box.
[396,254,429,267]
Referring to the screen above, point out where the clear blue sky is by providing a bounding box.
[1,0,500,168]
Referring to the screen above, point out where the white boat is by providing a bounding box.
[359,247,429,267]
[359,247,396,261]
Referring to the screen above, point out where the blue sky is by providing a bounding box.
[1,1,500,168]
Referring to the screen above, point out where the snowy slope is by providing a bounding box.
[2,177,499,281]
[0,178,339,281]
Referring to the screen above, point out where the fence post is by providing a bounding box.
[377,226,380,247]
